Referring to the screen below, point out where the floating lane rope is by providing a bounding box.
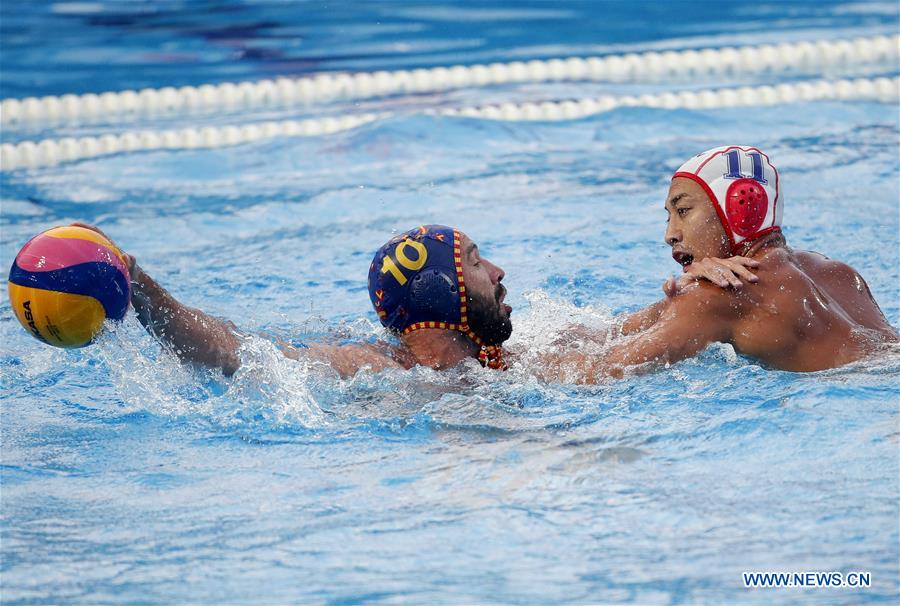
[1,34,898,127]
[2,77,896,171]
[440,76,900,121]
[0,113,386,171]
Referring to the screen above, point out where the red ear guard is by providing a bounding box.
[725,178,769,238]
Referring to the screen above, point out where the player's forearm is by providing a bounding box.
[130,263,241,375]
[595,336,673,378]
[619,299,669,336]
[293,342,404,377]
[594,315,722,380]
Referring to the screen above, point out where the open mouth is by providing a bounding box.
[672,250,694,270]
[497,286,512,314]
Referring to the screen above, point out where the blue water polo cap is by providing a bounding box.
[368,225,468,334]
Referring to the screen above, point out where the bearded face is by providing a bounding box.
[466,281,513,345]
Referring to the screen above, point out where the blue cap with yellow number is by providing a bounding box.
[367,225,468,335]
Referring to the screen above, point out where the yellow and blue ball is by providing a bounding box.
[8,226,131,348]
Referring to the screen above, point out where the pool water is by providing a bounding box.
[2,2,899,604]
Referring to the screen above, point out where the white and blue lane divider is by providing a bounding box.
[1,34,898,171]
[3,34,897,125]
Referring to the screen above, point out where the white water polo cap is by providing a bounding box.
[673,146,782,253]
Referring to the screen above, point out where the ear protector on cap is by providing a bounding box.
[368,225,467,334]
[673,146,782,252]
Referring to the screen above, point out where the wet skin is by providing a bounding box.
[711,244,898,371]
[542,178,897,381]
[643,177,897,372]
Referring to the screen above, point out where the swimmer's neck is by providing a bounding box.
[737,231,787,258]
[401,328,481,370]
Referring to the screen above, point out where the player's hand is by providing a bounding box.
[71,222,137,274]
[663,256,759,296]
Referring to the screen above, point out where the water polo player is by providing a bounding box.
[70,223,513,377]
[541,145,898,380]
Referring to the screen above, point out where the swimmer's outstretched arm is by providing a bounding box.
[618,299,670,336]
[550,257,759,356]
[73,223,241,375]
[129,263,242,375]
[76,223,404,378]
[591,283,737,381]
[129,268,401,377]
[619,256,759,336]
[541,274,743,382]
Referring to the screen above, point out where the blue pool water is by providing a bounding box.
[2,2,899,604]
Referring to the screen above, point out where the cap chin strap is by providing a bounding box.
[463,328,508,371]
[401,321,507,370]
[731,226,782,255]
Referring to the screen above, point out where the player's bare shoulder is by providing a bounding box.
[746,247,813,300]
[747,246,802,291]
[719,246,810,327]
[790,250,859,279]
[788,249,896,337]
[779,248,875,306]
[752,245,794,272]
